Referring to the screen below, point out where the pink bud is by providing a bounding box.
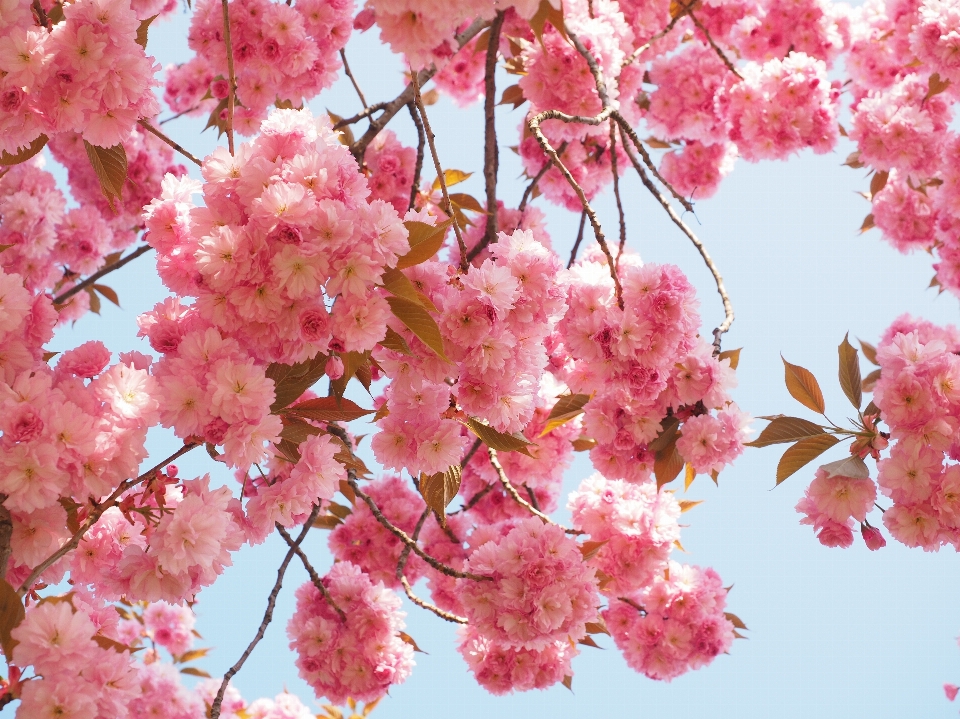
[166,464,178,478]
[861,523,886,551]
[326,355,345,380]
[353,8,375,31]
[944,684,959,701]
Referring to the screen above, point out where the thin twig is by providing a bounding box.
[690,11,743,79]
[349,477,489,581]
[461,438,483,469]
[18,442,199,597]
[619,596,646,613]
[481,12,506,255]
[410,70,468,272]
[621,0,694,71]
[53,244,154,305]
[516,149,556,213]
[209,504,321,719]
[159,106,199,125]
[396,508,469,624]
[609,121,627,268]
[487,448,580,534]
[567,210,587,269]
[524,485,541,512]
[408,101,425,211]
[618,127,734,353]
[613,115,692,212]
[351,18,489,161]
[276,523,345,622]
[333,102,389,129]
[138,120,202,167]
[220,0,238,155]
[340,48,368,107]
[452,482,495,514]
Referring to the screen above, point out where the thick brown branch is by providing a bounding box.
[276,523,345,622]
[408,101,426,211]
[17,441,199,597]
[411,70,468,271]
[209,504,321,719]
[220,0,238,155]
[340,48,368,107]
[481,12,506,255]
[618,128,734,352]
[567,210,587,269]
[487,448,580,534]
[53,244,153,306]
[138,120,203,167]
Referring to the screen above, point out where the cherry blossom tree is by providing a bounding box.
[0,0,959,714]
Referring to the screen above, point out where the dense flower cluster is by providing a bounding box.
[457,625,577,695]
[287,561,414,704]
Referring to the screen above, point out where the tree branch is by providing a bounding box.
[340,48,368,108]
[53,244,154,306]
[567,209,587,269]
[276,523,345,622]
[481,12,506,255]
[618,127,734,353]
[17,441,199,597]
[333,102,389,129]
[209,503,321,719]
[411,69,468,272]
[138,120,203,167]
[689,11,743,79]
[408,101,426,211]
[397,507,468,624]
[0,501,12,581]
[220,0,238,155]
[609,120,627,267]
[487,448,580,534]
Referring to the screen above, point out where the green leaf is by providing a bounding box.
[285,397,375,423]
[380,267,438,312]
[378,326,412,355]
[776,435,839,485]
[745,416,826,448]
[539,393,590,437]
[83,140,128,212]
[396,220,453,270]
[418,464,462,519]
[0,578,25,659]
[386,296,448,361]
[0,134,48,166]
[135,14,158,48]
[820,454,870,479]
[782,357,826,414]
[462,417,535,456]
[838,333,862,410]
[266,354,328,412]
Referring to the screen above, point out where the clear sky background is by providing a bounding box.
[40,7,960,717]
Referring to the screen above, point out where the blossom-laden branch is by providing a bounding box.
[350,18,489,162]
[276,523,345,622]
[411,69,469,272]
[609,120,627,266]
[138,119,203,167]
[0,501,11,582]
[220,0,238,155]
[482,12,506,252]
[397,507,468,624]
[53,244,154,306]
[618,127,734,352]
[209,503,322,719]
[17,441,200,597]
[340,48,368,108]
[487,448,580,534]
[567,209,587,269]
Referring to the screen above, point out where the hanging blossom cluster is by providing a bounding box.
[164,0,354,135]
[0,0,161,154]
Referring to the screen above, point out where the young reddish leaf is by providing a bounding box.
[0,134,48,166]
[0,578,25,660]
[93,284,121,307]
[497,84,526,109]
[562,675,573,692]
[776,434,839,485]
[654,441,684,489]
[782,357,826,414]
[644,136,673,149]
[418,464,462,519]
[378,326,412,355]
[325,110,355,146]
[449,192,487,214]
[180,667,212,678]
[673,539,687,553]
[860,213,875,233]
[432,169,472,191]
[327,502,352,520]
[42,351,59,363]
[678,499,703,513]
[279,416,322,446]
[684,463,696,491]
[176,648,210,663]
[135,14,158,48]
[869,170,889,198]
[83,140,128,212]
[312,514,343,530]
[399,631,427,654]
[529,0,568,44]
[711,469,720,485]
[396,220,452,269]
[267,354,328,411]
[373,403,390,422]
[925,72,951,104]
[820,455,870,479]
[539,393,590,436]
[462,417,535,456]
[86,286,102,315]
[93,635,131,653]
[579,539,608,561]
[572,437,596,451]
[329,351,368,399]
[648,415,680,453]
[844,151,864,168]
[380,267,438,312]
[718,347,741,370]
[585,619,610,635]
[744,416,826,447]
[0,245,13,253]
[858,338,879,366]
[339,478,356,505]
[863,400,880,417]
[838,333,862,409]
[286,397,375,423]
[578,636,602,648]
[862,368,881,393]
[386,296,449,362]
[724,612,748,630]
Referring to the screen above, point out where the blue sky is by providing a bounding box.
[43,9,960,718]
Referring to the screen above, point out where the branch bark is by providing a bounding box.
[481,12,506,254]
[53,244,154,306]
[220,0,238,155]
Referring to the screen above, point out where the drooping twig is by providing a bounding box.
[621,0,694,71]
[689,11,743,80]
[397,508,468,624]
[209,504,321,719]
[349,477,489,581]
[609,121,627,267]
[460,437,483,469]
[18,441,199,597]
[408,101,425,211]
[340,48,368,108]
[159,106,199,125]
[138,120,203,167]
[351,18,489,162]
[481,12,506,255]
[220,0,238,155]
[487,448,580,534]
[618,127,734,353]
[53,244,154,306]
[612,115,692,212]
[410,70,468,272]
[618,596,646,614]
[567,210,587,269]
[524,485,541,512]
[276,523,345,622]
[452,482,495,514]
